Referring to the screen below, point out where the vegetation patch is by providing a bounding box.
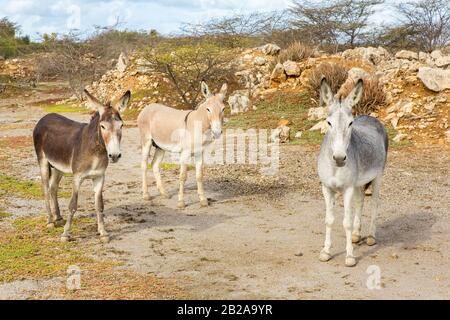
[0,208,12,220]
[0,214,185,299]
[0,174,70,199]
[225,90,323,145]
[387,126,413,148]
[43,103,86,113]
[0,215,101,282]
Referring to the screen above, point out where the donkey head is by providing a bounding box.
[84,89,131,163]
[320,78,363,167]
[200,81,228,139]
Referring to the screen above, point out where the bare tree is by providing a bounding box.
[36,32,107,99]
[290,1,341,47]
[182,11,287,48]
[338,0,384,47]
[396,0,450,52]
[290,0,384,50]
[143,40,236,109]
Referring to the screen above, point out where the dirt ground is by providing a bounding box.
[0,101,449,300]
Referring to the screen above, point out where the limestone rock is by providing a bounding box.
[116,52,129,73]
[308,107,328,121]
[254,56,267,66]
[228,91,250,115]
[418,67,450,92]
[342,46,390,65]
[283,60,301,77]
[271,125,290,143]
[309,120,329,134]
[395,50,418,60]
[260,44,281,56]
[347,67,370,81]
[270,63,286,83]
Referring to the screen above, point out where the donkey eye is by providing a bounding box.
[349,121,353,127]
[327,121,332,127]
[207,108,211,113]
[101,124,106,130]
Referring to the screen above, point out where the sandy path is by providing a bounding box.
[0,106,449,299]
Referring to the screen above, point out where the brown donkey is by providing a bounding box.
[33,89,131,243]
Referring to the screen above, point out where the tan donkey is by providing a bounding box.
[137,81,227,208]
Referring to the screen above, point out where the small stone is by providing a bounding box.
[395,50,418,60]
[283,60,301,77]
[254,56,267,66]
[393,133,407,143]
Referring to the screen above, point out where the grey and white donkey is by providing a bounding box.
[317,78,388,267]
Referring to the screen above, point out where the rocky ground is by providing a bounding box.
[0,100,449,299]
[83,44,450,145]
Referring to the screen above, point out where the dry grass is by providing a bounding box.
[54,269,184,300]
[338,78,387,115]
[0,214,185,299]
[306,61,386,114]
[269,42,315,71]
[306,61,348,101]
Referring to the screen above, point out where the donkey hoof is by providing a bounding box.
[143,193,151,201]
[319,250,332,262]
[200,199,209,207]
[54,219,65,227]
[345,256,357,267]
[47,222,55,229]
[100,235,110,243]
[177,201,186,209]
[352,234,361,243]
[61,235,71,243]
[366,236,377,246]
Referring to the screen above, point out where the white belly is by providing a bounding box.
[48,159,72,174]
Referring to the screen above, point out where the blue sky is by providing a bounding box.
[0,0,403,41]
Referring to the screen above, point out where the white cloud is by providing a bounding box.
[0,0,406,40]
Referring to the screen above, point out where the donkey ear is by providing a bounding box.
[201,81,211,98]
[84,89,106,115]
[218,83,228,101]
[320,78,334,108]
[345,79,364,109]
[113,90,131,113]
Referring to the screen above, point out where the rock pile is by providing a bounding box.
[85,44,449,144]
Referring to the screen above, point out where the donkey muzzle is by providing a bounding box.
[333,154,347,167]
[109,153,122,163]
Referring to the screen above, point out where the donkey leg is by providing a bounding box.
[367,176,381,246]
[177,163,188,209]
[352,187,364,243]
[93,176,109,243]
[38,159,53,227]
[195,153,208,207]
[49,168,64,227]
[343,187,357,267]
[319,185,335,262]
[152,148,169,198]
[141,140,152,201]
[61,174,82,242]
